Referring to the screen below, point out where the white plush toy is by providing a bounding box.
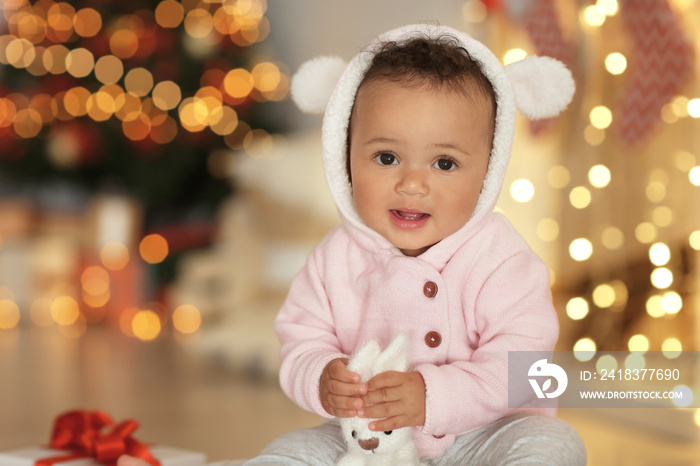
[337,334,426,466]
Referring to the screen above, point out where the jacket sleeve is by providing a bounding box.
[274,244,348,418]
[414,250,559,437]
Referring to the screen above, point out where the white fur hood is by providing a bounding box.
[291,24,574,263]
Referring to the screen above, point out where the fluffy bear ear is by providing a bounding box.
[348,340,381,382]
[504,56,575,120]
[373,334,409,375]
[290,56,348,114]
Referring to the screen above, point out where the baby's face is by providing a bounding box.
[349,79,492,256]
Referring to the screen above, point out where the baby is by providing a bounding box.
[120,23,586,466]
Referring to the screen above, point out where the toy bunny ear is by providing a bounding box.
[290,56,348,114]
[504,56,575,120]
[373,334,409,375]
[348,340,381,382]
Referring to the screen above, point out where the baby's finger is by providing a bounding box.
[368,414,409,432]
[328,359,361,384]
[366,371,402,390]
[327,393,363,411]
[360,400,401,420]
[327,379,367,397]
[328,407,360,418]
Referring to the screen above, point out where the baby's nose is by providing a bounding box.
[358,437,379,451]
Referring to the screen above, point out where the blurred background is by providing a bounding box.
[0,0,699,464]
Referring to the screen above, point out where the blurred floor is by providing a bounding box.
[1,326,699,465]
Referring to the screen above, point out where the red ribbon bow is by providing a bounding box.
[36,410,161,466]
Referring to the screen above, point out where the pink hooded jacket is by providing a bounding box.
[277,24,575,458]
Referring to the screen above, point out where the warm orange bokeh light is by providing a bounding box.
[63,86,91,117]
[0,98,17,128]
[223,68,254,99]
[100,241,130,271]
[122,113,151,141]
[172,304,202,334]
[155,0,185,28]
[119,307,139,337]
[110,29,139,59]
[13,108,42,138]
[150,116,178,144]
[50,296,80,326]
[125,67,154,97]
[152,80,182,111]
[73,8,102,37]
[95,55,124,84]
[132,310,161,341]
[65,47,95,78]
[0,299,21,330]
[139,234,169,264]
[81,265,110,296]
[43,44,69,74]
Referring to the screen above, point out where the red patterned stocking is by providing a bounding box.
[617,0,695,146]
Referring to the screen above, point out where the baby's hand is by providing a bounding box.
[360,370,426,432]
[320,358,368,417]
[117,455,151,466]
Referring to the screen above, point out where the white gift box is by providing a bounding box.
[0,445,207,466]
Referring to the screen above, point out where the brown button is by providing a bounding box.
[433,434,445,439]
[425,331,442,348]
[423,281,438,298]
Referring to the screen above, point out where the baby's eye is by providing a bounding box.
[374,152,398,165]
[433,157,456,171]
[383,431,393,435]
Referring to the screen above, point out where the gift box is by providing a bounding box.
[0,410,207,466]
[0,445,207,466]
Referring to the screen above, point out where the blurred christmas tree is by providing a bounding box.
[0,0,288,246]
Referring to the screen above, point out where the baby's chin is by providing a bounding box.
[397,242,438,257]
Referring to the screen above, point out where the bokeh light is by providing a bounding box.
[510,179,535,203]
[588,165,611,188]
[73,8,102,37]
[590,105,613,129]
[651,267,673,289]
[110,29,139,59]
[140,234,169,264]
[570,238,593,261]
[50,296,80,326]
[223,68,254,99]
[155,0,185,28]
[601,227,624,250]
[605,52,626,75]
[592,284,615,308]
[132,309,161,341]
[661,291,682,314]
[0,299,21,329]
[65,47,95,78]
[536,218,559,242]
[503,48,527,66]
[662,338,682,359]
[81,265,110,297]
[570,186,592,209]
[566,297,589,320]
[172,304,202,334]
[95,55,124,84]
[628,334,649,354]
[649,243,671,266]
[574,338,596,361]
[125,67,154,97]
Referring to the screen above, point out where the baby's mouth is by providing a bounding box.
[391,210,430,221]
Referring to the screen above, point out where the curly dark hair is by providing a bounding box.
[346,35,498,183]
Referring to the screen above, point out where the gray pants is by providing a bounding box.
[239,413,586,465]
